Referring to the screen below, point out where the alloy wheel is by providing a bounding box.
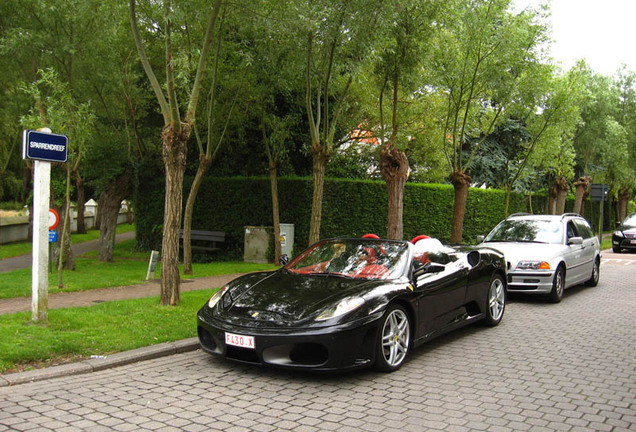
[380,308,410,368]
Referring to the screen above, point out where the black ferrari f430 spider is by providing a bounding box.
[197,235,507,372]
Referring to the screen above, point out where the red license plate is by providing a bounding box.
[225,332,255,349]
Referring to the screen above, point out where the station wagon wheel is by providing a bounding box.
[374,305,410,372]
[482,274,506,326]
[585,258,600,287]
[548,266,565,303]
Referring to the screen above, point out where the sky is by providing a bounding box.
[513,0,636,76]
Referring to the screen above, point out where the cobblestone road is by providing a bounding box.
[1,258,634,432]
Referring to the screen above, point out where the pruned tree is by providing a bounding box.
[129,0,223,305]
[300,0,383,245]
[431,0,548,242]
[182,5,240,275]
[372,0,441,239]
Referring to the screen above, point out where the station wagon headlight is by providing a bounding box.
[613,230,624,237]
[316,297,365,321]
[207,286,228,309]
[516,261,551,270]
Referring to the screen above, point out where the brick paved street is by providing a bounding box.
[0,258,634,432]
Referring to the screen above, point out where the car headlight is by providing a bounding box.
[207,286,228,309]
[613,230,624,237]
[516,261,551,270]
[316,297,365,321]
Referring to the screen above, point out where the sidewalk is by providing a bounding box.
[0,230,136,273]
[0,273,241,315]
[0,231,242,314]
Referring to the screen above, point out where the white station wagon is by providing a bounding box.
[478,213,601,302]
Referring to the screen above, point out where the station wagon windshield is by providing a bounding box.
[485,220,563,244]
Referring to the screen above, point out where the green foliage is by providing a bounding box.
[134,157,166,250]
[135,174,535,251]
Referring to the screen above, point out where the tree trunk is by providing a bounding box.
[308,147,329,245]
[580,187,590,218]
[449,170,471,245]
[98,195,120,263]
[572,176,591,215]
[380,144,409,240]
[160,124,190,306]
[52,199,75,288]
[76,174,86,234]
[95,196,103,231]
[548,185,557,215]
[98,170,132,262]
[183,154,212,275]
[58,163,75,291]
[269,161,282,264]
[617,187,630,222]
[555,176,569,215]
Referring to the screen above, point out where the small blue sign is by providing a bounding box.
[49,230,58,243]
[22,130,68,163]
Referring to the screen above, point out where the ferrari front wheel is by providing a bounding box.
[374,305,410,372]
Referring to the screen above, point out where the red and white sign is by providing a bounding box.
[48,208,60,230]
[225,332,255,349]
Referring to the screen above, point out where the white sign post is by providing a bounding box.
[31,160,51,322]
[23,128,68,323]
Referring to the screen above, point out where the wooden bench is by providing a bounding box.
[180,229,225,252]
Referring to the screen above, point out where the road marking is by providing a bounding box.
[602,258,636,266]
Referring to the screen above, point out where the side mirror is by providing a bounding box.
[476,235,485,243]
[413,260,425,278]
[568,236,583,245]
[413,260,445,278]
[279,254,289,266]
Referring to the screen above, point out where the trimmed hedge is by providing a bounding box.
[135,171,548,258]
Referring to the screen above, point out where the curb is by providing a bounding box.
[0,337,200,387]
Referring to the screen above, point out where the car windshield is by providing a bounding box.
[285,239,410,280]
[485,219,563,244]
[622,214,636,227]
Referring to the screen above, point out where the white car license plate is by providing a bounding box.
[225,332,255,349]
[631,240,636,244]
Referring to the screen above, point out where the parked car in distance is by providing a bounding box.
[198,236,507,373]
[612,212,636,253]
[478,213,600,303]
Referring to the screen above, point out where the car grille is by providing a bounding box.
[226,346,260,364]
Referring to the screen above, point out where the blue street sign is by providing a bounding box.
[22,130,68,163]
[49,230,58,243]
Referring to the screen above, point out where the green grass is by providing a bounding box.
[0,290,217,374]
[0,231,278,373]
[601,234,612,251]
[0,224,136,259]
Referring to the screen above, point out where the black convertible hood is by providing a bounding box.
[217,270,386,325]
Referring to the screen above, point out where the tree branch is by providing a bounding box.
[128,0,170,124]
[185,0,223,125]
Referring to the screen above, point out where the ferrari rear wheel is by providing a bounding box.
[374,305,410,372]
[482,274,506,326]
